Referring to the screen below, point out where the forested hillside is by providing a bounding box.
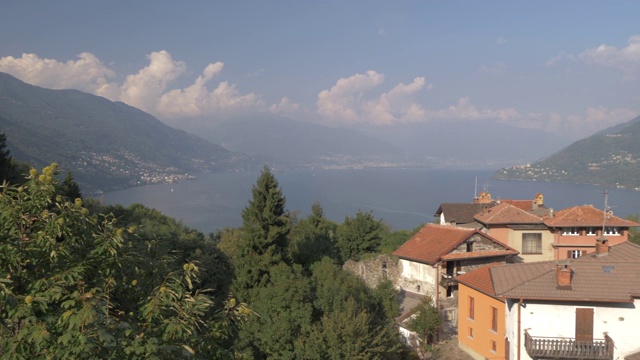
[495,115,640,189]
[0,72,254,193]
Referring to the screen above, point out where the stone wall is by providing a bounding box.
[342,254,402,289]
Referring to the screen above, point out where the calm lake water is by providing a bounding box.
[102,168,640,234]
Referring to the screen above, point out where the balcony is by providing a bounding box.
[440,273,456,286]
[524,331,614,360]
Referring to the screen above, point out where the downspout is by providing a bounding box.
[517,299,523,360]
[436,261,441,342]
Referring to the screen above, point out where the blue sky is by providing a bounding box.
[1,1,640,139]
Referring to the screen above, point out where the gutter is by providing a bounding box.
[517,299,522,360]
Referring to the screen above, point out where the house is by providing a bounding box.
[392,224,518,326]
[456,263,506,360]
[457,239,640,360]
[435,193,550,228]
[473,202,553,263]
[543,204,640,259]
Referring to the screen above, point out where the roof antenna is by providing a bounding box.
[474,176,478,200]
[602,190,610,234]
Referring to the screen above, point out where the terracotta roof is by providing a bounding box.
[440,250,518,261]
[456,263,502,298]
[501,199,534,211]
[434,203,493,224]
[544,205,640,227]
[474,202,544,225]
[488,242,640,303]
[392,223,516,265]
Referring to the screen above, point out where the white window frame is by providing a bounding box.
[586,227,597,236]
[604,227,620,236]
[562,227,580,236]
[522,233,542,254]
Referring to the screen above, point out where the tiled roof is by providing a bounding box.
[456,262,502,298]
[544,205,640,227]
[474,202,544,225]
[392,224,515,265]
[440,250,517,261]
[434,203,493,224]
[501,199,534,211]
[488,242,640,302]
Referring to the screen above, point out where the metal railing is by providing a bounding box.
[524,331,614,360]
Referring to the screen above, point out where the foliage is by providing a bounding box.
[288,201,338,267]
[236,263,314,359]
[336,210,385,261]
[406,296,442,346]
[57,171,83,201]
[232,166,291,303]
[379,227,414,255]
[627,213,640,245]
[0,132,28,186]
[0,164,244,359]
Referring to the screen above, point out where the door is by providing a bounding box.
[575,308,594,342]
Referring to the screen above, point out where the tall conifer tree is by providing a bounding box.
[232,166,291,302]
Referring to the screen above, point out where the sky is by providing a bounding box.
[1,1,640,140]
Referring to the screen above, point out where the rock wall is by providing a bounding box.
[342,254,402,289]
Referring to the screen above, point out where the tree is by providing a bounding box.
[288,202,338,266]
[232,166,291,303]
[0,164,243,359]
[627,214,640,245]
[57,171,83,201]
[406,297,442,347]
[336,210,384,261]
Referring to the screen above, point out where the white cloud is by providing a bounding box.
[0,52,116,93]
[579,35,640,71]
[496,37,508,45]
[317,71,429,125]
[0,51,265,118]
[428,97,520,122]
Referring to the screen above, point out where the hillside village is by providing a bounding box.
[355,192,640,360]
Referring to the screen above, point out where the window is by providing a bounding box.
[586,227,597,236]
[468,327,474,339]
[568,250,585,259]
[604,227,619,236]
[562,227,580,235]
[491,306,498,332]
[469,296,475,320]
[522,233,542,254]
[490,340,497,353]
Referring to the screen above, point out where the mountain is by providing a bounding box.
[169,116,571,170]
[358,120,571,168]
[0,72,253,192]
[494,115,640,189]
[172,116,406,167]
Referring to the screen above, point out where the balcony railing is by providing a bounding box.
[524,331,614,360]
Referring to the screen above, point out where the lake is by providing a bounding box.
[102,168,640,234]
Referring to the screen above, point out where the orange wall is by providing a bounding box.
[458,284,505,360]
[554,231,628,259]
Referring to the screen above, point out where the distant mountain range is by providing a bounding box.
[0,72,254,192]
[172,116,571,170]
[495,115,640,189]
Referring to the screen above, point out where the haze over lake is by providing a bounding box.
[102,168,640,234]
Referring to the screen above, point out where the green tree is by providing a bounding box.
[627,214,640,245]
[0,164,242,359]
[336,210,384,261]
[232,166,291,303]
[289,202,338,267]
[406,296,442,347]
[57,171,83,201]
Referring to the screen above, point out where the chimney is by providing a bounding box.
[595,237,609,257]
[535,193,544,205]
[556,260,572,287]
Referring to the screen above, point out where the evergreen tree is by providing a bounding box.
[232,166,291,302]
[0,132,17,184]
[57,171,83,200]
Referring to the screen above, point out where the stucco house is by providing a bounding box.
[457,239,640,360]
[473,202,553,263]
[543,204,640,260]
[392,224,518,326]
